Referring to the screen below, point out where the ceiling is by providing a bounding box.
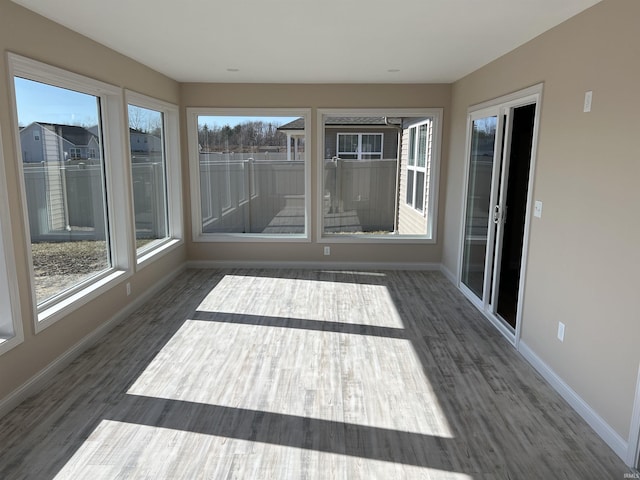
[12,0,601,84]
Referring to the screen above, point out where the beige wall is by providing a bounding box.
[181,83,451,264]
[442,0,640,439]
[0,0,185,401]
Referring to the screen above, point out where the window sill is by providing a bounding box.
[0,334,23,356]
[193,233,311,243]
[136,238,183,270]
[36,269,129,333]
[319,234,436,244]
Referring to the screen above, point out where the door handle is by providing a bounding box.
[493,205,500,224]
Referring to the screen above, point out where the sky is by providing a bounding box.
[14,77,301,131]
[14,77,99,127]
[198,116,300,129]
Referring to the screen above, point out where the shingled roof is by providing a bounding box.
[278,116,389,131]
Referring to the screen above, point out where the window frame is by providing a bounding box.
[8,53,133,332]
[0,123,24,356]
[125,90,183,268]
[187,107,312,243]
[336,132,383,160]
[317,108,442,244]
[405,120,432,213]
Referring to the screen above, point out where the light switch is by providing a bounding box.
[583,91,592,113]
[534,200,543,218]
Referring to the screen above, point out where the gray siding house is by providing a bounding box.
[19,122,100,163]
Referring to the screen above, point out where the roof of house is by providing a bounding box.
[278,117,389,131]
[39,123,98,146]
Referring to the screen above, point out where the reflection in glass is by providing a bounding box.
[461,116,497,299]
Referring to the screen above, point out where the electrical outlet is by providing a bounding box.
[323,246,330,256]
[126,282,131,296]
[557,322,565,342]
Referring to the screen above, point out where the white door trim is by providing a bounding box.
[457,83,544,348]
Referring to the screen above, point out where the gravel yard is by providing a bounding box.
[31,241,109,302]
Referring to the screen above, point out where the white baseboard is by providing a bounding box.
[626,365,640,467]
[186,260,442,271]
[0,264,186,420]
[439,263,457,285]
[518,340,628,461]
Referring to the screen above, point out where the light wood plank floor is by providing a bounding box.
[0,269,631,479]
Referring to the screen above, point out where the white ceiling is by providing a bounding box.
[12,0,600,84]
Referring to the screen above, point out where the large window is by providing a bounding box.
[126,91,182,263]
[0,126,23,355]
[188,109,310,240]
[319,109,442,240]
[406,120,433,213]
[9,54,132,329]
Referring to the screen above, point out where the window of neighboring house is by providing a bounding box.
[70,147,81,159]
[336,133,383,160]
[0,125,24,355]
[406,120,432,213]
[187,108,311,240]
[33,131,40,141]
[320,110,442,241]
[126,91,182,264]
[10,53,132,330]
[89,148,96,158]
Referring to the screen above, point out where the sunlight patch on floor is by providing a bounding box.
[54,420,472,479]
[196,274,405,329]
[127,316,454,439]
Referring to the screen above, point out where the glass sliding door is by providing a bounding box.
[461,115,498,299]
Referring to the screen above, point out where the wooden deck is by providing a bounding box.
[0,269,630,479]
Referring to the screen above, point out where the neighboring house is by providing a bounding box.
[20,123,163,164]
[129,128,163,159]
[279,116,430,234]
[278,116,399,162]
[19,122,100,163]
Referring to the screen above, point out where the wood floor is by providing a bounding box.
[0,269,631,479]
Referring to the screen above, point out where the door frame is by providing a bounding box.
[457,83,543,348]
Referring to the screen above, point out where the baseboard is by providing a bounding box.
[0,264,186,420]
[186,260,442,271]
[439,263,457,285]
[518,340,628,461]
[625,366,640,467]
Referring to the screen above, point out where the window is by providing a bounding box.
[188,108,311,241]
[337,133,383,160]
[319,109,441,241]
[0,126,24,355]
[126,91,182,263]
[406,120,433,213]
[9,54,132,329]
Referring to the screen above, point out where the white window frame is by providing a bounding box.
[8,53,133,332]
[336,132,383,160]
[70,147,81,159]
[405,120,432,213]
[125,91,183,269]
[317,108,442,243]
[0,124,24,355]
[187,107,312,243]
